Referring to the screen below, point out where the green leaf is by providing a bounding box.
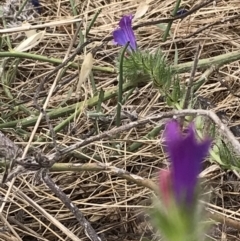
[118,49,173,94]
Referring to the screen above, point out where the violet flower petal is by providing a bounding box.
[113,29,129,47]
[165,121,211,204]
[113,15,137,51]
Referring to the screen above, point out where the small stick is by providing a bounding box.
[48,109,240,164]
[41,168,101,241]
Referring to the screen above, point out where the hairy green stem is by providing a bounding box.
[1,50,240,74]
[0,51,115,73]
[0,81,137,129]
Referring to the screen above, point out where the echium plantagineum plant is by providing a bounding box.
[151,120,211,241]
[112,15,174,91]
[113,13,212,241]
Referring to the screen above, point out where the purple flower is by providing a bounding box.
[113,15,137,51]
[160,121,211,205]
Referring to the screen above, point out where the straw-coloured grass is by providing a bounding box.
[0,0,240,240]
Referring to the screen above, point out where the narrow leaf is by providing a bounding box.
[133,1,149,20]
[76,52,93,96]
[21,22,37,38]
[14,31,45,52]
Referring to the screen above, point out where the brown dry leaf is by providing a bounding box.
[133,1,149,20]
[76,52,93,96]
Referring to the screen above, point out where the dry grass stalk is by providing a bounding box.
[0,0,240,240]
